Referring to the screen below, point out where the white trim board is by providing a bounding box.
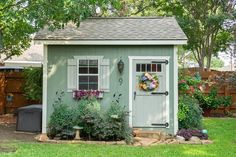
[42,45,48,133]
[34,40,187,45]
[128,56,170,129]
[173,46,178,134]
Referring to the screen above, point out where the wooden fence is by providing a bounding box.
[183,68,236,115]
[0,71,38,114]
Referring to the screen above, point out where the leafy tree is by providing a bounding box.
[0,0,119,62]
[112,0,236,70]
[175,0,235,70]
[178,46,197,68]
[210,57,225,69]
[23,67,43,101]
[105,0,168,16]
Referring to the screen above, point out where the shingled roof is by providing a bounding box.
[34,17,187,41]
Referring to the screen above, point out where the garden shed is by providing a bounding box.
[34,17,187,135]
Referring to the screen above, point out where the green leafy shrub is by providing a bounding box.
[23,67,42,101]
[47,91,76,139]
[194,87,232,109]
[48,93,133,143]
[75,98,103,140]
[178,95,203,129]
[103,102,132,143]
[76,96,132,143]
[178,73,202,94]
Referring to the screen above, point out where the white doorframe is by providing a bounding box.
[173,46,178,134]
[128,56,170,128]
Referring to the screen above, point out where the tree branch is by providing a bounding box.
[0,0,28,11]
[130,2,159,15]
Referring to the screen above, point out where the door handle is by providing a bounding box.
[134,91,136,100]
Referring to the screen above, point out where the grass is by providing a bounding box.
[1,118,236,157]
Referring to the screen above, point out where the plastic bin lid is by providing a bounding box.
[17,104,42,112]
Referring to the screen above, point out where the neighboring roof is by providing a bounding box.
[34,17,187,42]
[9,43,43,61]
[3,42,43,68]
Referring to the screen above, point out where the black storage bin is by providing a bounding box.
[16,104,42,132]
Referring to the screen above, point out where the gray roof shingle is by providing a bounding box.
[34,17,187,41]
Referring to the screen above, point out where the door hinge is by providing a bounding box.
[151,123,169,127]
[151,60,168,65]
[151,91,168,96]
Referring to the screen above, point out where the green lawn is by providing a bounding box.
[1,118,236,157]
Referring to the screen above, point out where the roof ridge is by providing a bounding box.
[88,16,175,19]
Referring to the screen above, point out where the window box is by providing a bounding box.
[73,90,103,100]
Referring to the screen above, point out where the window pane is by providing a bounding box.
[79,67,88,74]
[79,76,89,90]
[147,64,151,72]
[89,67,98,74]
[89,60,98,66]
[89,84,98,90]
[79,60,88,66]
[89,76,98,83]
[79,76,88,82]
[89,76,98,90]
[157,64,162,72]
[136,64,140,72]
[152,64,156,72]
[141,64,146,72]
[79,84,88,90]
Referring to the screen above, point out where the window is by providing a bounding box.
[78,59,99,90]
[67,56,110,92]
[136,63,162,72]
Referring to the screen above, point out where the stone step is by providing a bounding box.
[133,129,163,139]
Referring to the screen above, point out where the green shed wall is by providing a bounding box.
[46,45,175,134]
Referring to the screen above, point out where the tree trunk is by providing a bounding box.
[206,54,212,71]
[198,55,205,71]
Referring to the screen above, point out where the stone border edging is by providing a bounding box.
[35,134,213,146]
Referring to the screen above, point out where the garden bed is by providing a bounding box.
[35,134,213,146]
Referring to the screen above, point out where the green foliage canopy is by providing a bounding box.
[23,67,42,101]
[111,0,236,70]
[0,0,119,61]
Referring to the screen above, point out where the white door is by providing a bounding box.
[132,59,169,128]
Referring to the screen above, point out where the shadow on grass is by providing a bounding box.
[0,146,16,153]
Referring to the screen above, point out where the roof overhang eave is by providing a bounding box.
[34,39,187,46]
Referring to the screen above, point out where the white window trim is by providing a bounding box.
[74,56,103,91]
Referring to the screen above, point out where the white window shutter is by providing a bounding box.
[100,59,110,92]
[67,59,77,92]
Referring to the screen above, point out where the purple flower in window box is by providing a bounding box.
[73,90,103,100]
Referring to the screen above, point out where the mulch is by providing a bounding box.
[0,114,16,124]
